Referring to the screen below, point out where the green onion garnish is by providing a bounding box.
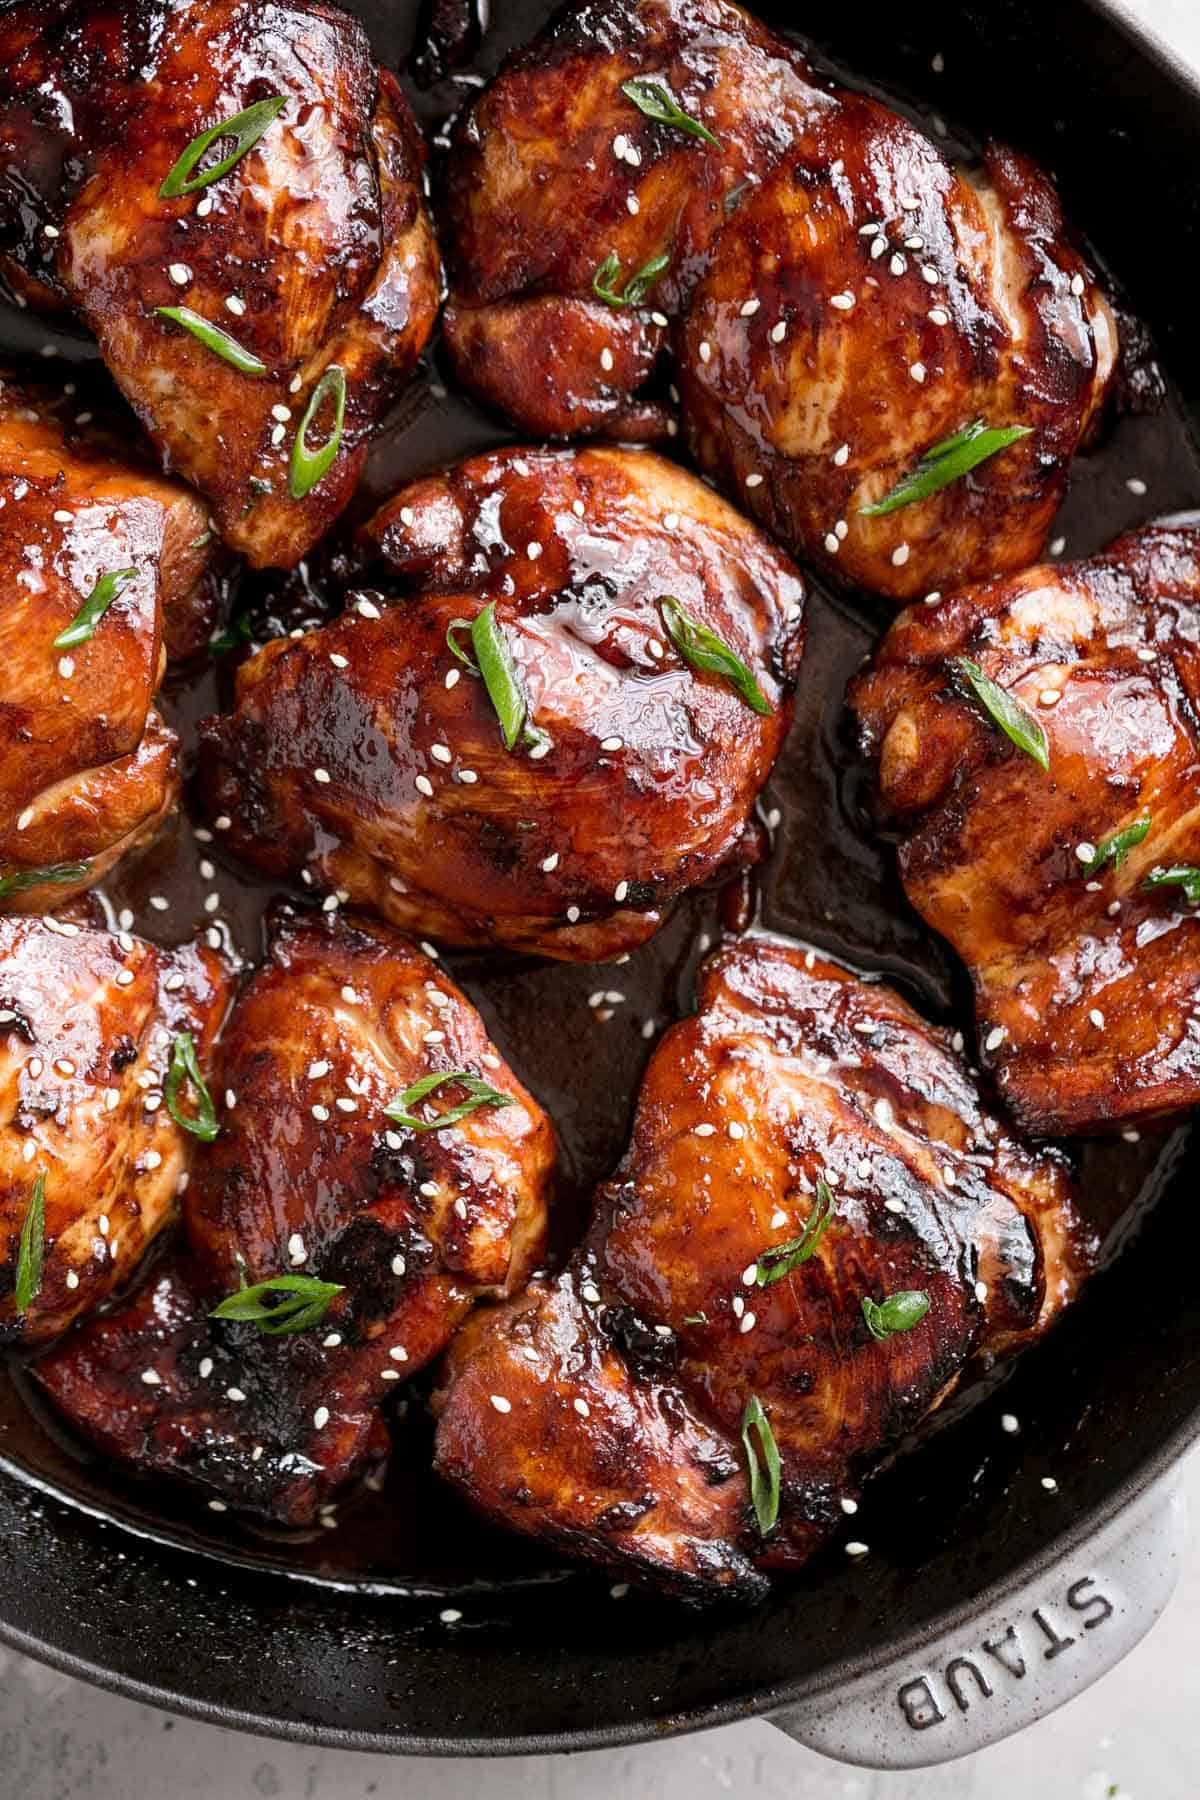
[660,596,772,715]
[384,1071,514,1134]
[14,1172,45,1315]
[447,603,551,755]
[861,1289,931,1341]
[620,77,721,148]
[210,1273,344,1335]
[1144,864,1200,906]
[954,656,1049,771]
[755,1175,836,1287]
[289,365,346,499]
[159,95,288,199]
[1079,815,1152,875]
[740,1395,781,1535]
[592,249,671,308]
[155,306,267,376]
[53,568,139,649]
[860,422,1033,517]
[0,860,91,902]
[164,1032,219,1142]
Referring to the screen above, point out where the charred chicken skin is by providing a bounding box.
[0,916,230,1346]
[852,519,1200,1137]
[440,0,1115,601]
[197,446,805,961]
[434,938,1091,1599]
[37,908,555,1524]
[0,374,221,910]
[0,0,441,568]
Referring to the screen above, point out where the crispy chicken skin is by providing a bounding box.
[0,0,441,569]
[434,939,1090,1596]
[37,909,555,1524]
[852,520,1200,1137]
[197,446,805,961]
[439,0,1115,601]
[0,917,231,1346]
[0,375,222,908]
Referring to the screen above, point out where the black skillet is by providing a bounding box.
[1,0,1199,1764]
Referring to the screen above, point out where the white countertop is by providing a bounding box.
[4,2,1200,1795]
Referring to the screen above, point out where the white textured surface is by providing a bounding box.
[4,1,1200,1794]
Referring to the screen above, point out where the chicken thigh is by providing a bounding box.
[0,0,441,568]
[434,938,1091,1598]
[439,0,1115,601]
[197,446,805,961]
[0,374,218,910]
[852,519,1200,1136]
[37,908,555,1524]
[0,916,230,1346]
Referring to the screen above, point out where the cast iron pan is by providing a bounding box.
[1,0,1199,1756]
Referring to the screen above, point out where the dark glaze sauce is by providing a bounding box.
[0,0,1195,1597]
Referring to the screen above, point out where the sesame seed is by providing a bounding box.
[728,1121,745,1140]
[844,1541,869,1558]
[440,1608,462,1624]
[830,292,855,311]
[871,236,886,260]
[58,655,74,679]
[1075,842,1097,865]
[1090,1009,1106,1029]
[694,1123,716,1137]
[698,340,712,364]
[489,1394,512,1414]
[288,1233,307,1264]
[313,1406,330,1430]
[389,1345,409,1362]
[356,598,381,619]
[928,307,950,325]
[44,224,60,238]
[566,906,581,923]
[141,1369,161,1386]
[65,1271,79,1289]
[732,1296,745,1319]
[1038,689,1060,707]
[392,1254,407,1276]
[1001,1412,1020,1434]
[975,1280,989,1303]
[445,668,460,689]
[1042,1476,1058,1492]
[910,362,927,384]
[313,767,331,785]
[739,1311,757,1334]
[834,443,850,466]
[415,775,434,798]
[891,543,910,567]
[614,880,629,902]
[199,1358,214,1379]
[573,1397,590,1417]
[336,1097,357,1113]
[613,134,628,160]
[890,254,907,277]
[600,347,614,373]
[227,1387,247,1403]
[225,295,245,316]
[921,265,940,285]
[770,319,787,343]
[168,263,192,286]
[271,403,291,424]
[430,743,452,764]
[572,499,586,518]
[600,735,623,751]
[985,1027,1006,1052]
[541,853,559,872]
[1050,537,1067,557]
[1126,477,1148,496]
[824,532,840,555]
[581,1282,601,1304]
[840,1496,858,1515]
[311,1104,329,1121]
[1070,272,1086,297]
[208,1500,228,1513]
[626,194,639,215]
[271,423,286,446]
[458,768,478,783]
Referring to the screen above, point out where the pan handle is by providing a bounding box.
[769,1476,1186,1769]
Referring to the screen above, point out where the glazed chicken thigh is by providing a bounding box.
[38,908,555,1524]
[440,0,1115,601]
[434,938,1091,1598]
[0,0,441,568]
[0,374,219,910]
[852,519,1200,1137]
[0,916,230,1345]
[197,446,805,960]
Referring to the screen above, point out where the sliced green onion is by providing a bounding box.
[159,95,288,198]
[53,568,139,649]
[0,860,91,902]
[860,422,1033,517]
[384,1071,514,1134]
[289,365,346,499]
[861,1289,931,1341]
[1144,864,1200,906]
[452,602,551,755]
[660,595,772,715]
[741,1394,781,1536]
[164,1032,219,1142]
[1079,814,1152,875]
[14,1172,45,1315]
[755,1176,836,1287]
[592,249,671,308]
[620,77,722,148]
[210,1273,344,1335]
[155,306,267,376]
[209,610,255,656]
[954,657,1049,771]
